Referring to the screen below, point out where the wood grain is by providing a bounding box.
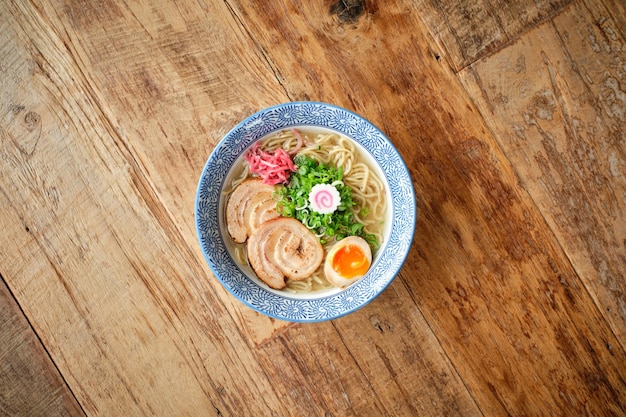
[6,0,485,414]
[1,0,625,416]
[257,282,481,416]
[29,0,294,347]
[230,0,626,414]
[414,0,574,71]
[458,0,626,349]
[0,276,85,417]
[0,0,480,415]
[0,1,289,415]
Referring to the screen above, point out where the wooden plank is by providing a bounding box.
[23,1,484,413]
[2,1,625,417]
[257,282,481,417]
[30,0,293,347]
[2,1,474,415]
[0,275,85,417]
[414,0,573,71]
[600,0,626,32]
[332,281,480,416]
[458,0,626,349]
[227,0,626,415]
[412,0,506,72]
[0,1,291,415]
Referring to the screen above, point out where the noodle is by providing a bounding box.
[222,163,249,194]
[226,128,387,293]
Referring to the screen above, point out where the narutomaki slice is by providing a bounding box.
[247,217,324,289]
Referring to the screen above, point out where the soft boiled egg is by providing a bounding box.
[324,236,372,288]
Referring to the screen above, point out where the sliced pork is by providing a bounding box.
[247,217,324,289]
[226,178,281,243]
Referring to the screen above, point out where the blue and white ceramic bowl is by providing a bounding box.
[195,102,416,322]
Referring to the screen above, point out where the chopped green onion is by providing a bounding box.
[275,155,378,247]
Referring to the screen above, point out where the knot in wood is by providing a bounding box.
[329,0,365,24]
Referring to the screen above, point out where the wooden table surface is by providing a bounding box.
[1,0,625,416]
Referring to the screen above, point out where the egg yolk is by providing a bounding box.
[331,244,370,279]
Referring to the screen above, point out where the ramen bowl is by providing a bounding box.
[195,102,416,322]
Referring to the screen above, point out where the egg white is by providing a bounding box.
[324,236,372,288]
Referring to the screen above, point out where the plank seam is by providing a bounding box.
[0,271,87,417]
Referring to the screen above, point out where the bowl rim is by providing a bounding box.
[195,101,416,322]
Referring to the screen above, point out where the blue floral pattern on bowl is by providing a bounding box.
[195,102,416,322]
